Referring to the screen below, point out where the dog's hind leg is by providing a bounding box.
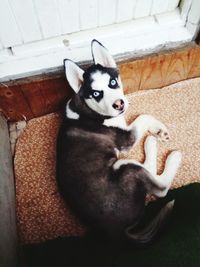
[113,136,159,177]
[151,151,182,197]
[113,136,182,198]
[143,136,157,175]
[143,135,182,197]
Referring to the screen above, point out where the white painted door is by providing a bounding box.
[0,0,199,80]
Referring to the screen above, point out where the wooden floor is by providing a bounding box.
[0,42,200,122]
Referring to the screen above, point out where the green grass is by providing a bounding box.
[24,183,200,267]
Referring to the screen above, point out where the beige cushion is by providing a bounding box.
[15,78,200,244]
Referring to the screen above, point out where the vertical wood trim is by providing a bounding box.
[167,0,180,11]
[0,40,3,50]
[179,0,193,22]
[0,116,18,267]
[185,0,200,39]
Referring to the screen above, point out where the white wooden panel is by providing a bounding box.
[167,0,180,11]
[98,0,116,26]
[156,9,183,26]
[34,0,61,38]
[187,0,200,24]
[0,41,3,50]
[1,29,191,81]
[180,0,193,22]
[0,49,12,63]
[134,0,152,18]
[116,0,137,22]
[12,37,65,57]
[151,0,170,15]
[0,0,22,47]
[57,0,80,34]
[186,0,200,37]
[0,10,193,80]
[79,0,98,30]
[0,0,196,79]
[9,0,42,43]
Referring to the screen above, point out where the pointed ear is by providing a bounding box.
[64,59,84,93]
[91,39,117,68]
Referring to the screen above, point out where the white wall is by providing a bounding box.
[0,0,199,81]
[0,0,180,48]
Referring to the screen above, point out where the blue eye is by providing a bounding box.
[93,91,100,97]
[110,79,116,86]
[109,78,118,89]
[89,90,103,102]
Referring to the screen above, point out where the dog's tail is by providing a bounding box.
[125,200,174,247]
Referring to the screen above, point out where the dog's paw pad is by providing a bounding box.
[156,129,170,142]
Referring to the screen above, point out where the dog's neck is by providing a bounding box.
[66,94,110,123]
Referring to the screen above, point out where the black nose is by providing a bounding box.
[112,99,124,111]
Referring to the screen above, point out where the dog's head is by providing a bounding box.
[64,40,128,118]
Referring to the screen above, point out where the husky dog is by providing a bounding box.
[56,40,182,246]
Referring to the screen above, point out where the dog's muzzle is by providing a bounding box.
[112,99,125,111]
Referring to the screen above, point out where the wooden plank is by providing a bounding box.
[57,0,80,34]
[167,0,180,11]
[19,77,70,117]
[134,0,152,18]
[116,0,137,22]
[98,0,116,26]
[185,0,200,38]
[151,0,170,15]
[79,0,98,30]
[0,43,200,122]
[120,43,200,94]
[9,0,42,43]
[0,116,18,267]
[0,75,70,121]
[34,0,61,38]
[0,40,3,50]
[0,49,12,63]
[179,0,193,22]
[0,84,34,121]
[0,0,22,47]
[188,0,199,24]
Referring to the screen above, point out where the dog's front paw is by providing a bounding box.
[155,127,170,142]
[149,119,170,142]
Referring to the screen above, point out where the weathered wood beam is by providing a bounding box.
[0,42,200,122]
[0,116,18,267]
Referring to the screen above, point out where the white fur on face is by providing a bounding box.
[84,71,128,117]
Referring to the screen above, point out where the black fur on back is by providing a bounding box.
[56,92,156,240]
